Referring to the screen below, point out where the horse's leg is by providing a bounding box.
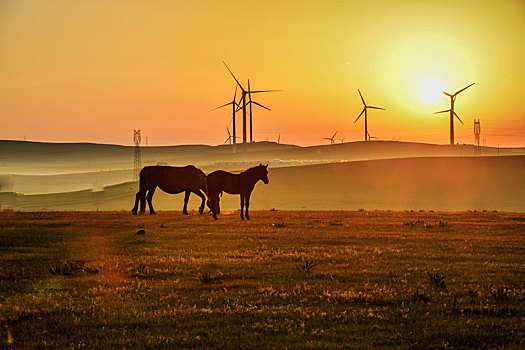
[240,195,245,220]
[146,187,157,215]
[192,189,206,215]
[182,191,190,215]
[132,191,142,215]
[210,193,219,220]
[139,190,147,214]
[245,193,251,220]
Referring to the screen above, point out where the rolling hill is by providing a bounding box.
[2,155,524,212]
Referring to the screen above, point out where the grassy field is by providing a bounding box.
[1,210,524,348]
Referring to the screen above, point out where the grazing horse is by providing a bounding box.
[132,165,207,215]
[206,164,269,220]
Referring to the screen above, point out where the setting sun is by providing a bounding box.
[418,78,444,103]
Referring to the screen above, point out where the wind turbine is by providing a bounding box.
[434,83,475,145]
[323,131,338,145]
[210,86,239,152]
[277,133,281,144]
[354,89,385,141]
[247,80,272,143]
[224,126,239,145]
[223,62,280,158]
[367,131,378,141]
[339,137,347,144]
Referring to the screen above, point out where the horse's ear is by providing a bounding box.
[259,163,262,166]
[265,164,268,169]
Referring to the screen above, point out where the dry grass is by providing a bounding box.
[1,210,524,348]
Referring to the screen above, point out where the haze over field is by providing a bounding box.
[1,140,524,212]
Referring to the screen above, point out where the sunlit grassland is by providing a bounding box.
[1,210,524,348]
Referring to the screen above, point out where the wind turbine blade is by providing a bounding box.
[222,61,245,91]
[454,83,475,96]
[249,89,282,93]
[209,102,232,111]
[227,127,231,137]
[248,79,252,102]
[323,138,332,140]
[354,108,365,123]
[453,112,464,125]
[442,91,452,97]
[233,85,237,100]
[358,89,366,106]
[332,131,338,139]
[225,136,230,144]
[433,109,451,114]
[368,106,385,110]
[251,101,271,111]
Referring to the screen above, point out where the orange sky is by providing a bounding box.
[1,0,524,147]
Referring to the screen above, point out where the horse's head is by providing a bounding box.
[258,164,269,184]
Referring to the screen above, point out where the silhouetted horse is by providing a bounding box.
[132,165,207,215]
[206,164,269,220]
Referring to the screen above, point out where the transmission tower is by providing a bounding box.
[474,119,481,155]
[133,130,142,181]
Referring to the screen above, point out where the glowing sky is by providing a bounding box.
[1,0,524,146]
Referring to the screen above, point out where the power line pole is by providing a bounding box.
[474,119,481,155]
[133,130,142,182]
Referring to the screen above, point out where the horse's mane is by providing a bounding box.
[240,165,264,175]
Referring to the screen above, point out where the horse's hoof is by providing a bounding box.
[150,212,157,215]
[198,209,204,215]
[132,211,137,215]
[182,211,189,215]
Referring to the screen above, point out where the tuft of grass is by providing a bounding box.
[296,259,319,274]
[328,220,343,226]
[49,260,99,276]
[428,271,446,290]
[137,223,145,229]
[491,287,508,302]
[272,222,286,228]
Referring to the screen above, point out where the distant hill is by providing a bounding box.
[2,140,524,174]
[2,155,524,212]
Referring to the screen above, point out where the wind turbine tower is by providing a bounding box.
[210,87,239,152]
[434,83,475,145]
[354,89,385,141]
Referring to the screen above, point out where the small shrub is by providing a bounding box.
[136,229,146,235]
[198,271,224,284]
[411,290,432,303]
[269,208,278,212]
[328,220,343,226]
[273,222,286,228]
[137,223,145,229]
[296,259,319,274]
[428,272,446,290]
[358,208,365,212]
[130,263,149,278]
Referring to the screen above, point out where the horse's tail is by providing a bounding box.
[198,168,207,192]
[139,168,147,213]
